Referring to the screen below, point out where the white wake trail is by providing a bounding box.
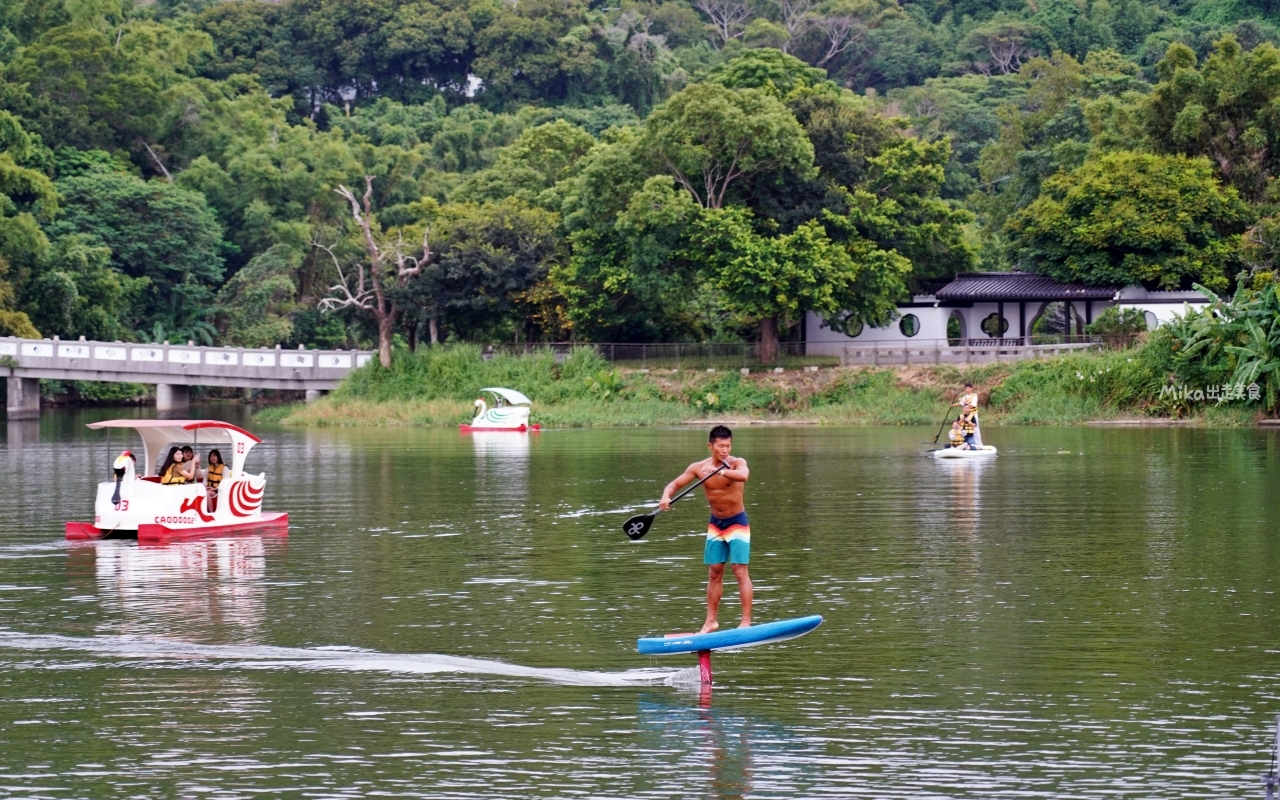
[0,631,683,688]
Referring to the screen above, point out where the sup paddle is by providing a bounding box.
[623,462,728,540]
[930,392,955,444]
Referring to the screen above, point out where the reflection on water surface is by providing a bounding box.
[1,409,1279,797]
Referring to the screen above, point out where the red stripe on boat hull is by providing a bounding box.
[65,512,289,543]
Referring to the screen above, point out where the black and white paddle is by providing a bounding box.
[622,462,728,541]
[929,392,956,445]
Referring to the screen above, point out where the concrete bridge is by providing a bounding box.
[2,336,373,419]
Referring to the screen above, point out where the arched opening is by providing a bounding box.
[1029,301,1084,341]
[947,311,965,346]
[1143,311,1158,330]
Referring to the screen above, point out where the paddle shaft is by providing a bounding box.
[931,392,955,444]
[660,461,729,513]
[623,462,730,539]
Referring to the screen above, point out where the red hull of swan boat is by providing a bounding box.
[66,512,290,544]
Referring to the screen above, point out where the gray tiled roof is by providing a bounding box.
[935,272,1120,301]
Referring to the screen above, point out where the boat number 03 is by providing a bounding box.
[113,500,129,511]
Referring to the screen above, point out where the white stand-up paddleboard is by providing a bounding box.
[933,446,997,458]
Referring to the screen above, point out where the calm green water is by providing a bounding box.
[2,409,1280,798]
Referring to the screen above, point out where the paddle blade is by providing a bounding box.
[623,513,656,540]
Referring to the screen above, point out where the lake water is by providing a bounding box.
[2,409,1280,798]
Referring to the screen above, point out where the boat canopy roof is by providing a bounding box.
[86,419,263,476]
[479,387,532,406]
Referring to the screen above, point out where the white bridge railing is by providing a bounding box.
[1,336,374,392]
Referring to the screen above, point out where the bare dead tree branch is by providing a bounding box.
[814,15,865,66]
[773,0,815,51]
[695,0,750,47]
[139,140,173,183]
[987,35,1027,74]
[319,176,433,367]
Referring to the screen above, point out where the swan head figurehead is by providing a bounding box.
[113,450,135,477]
[472,397,487,423]
[111,450,135,505]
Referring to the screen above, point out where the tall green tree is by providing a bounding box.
[639,81,815,208]
[454,119,596,207]
[214,244,300,347]
[759,88,974,289]
[22,233,145,341]
[471,0,601,108]
[556,130,703,341]
[400,198,562,344]
[5,20,211,159]
[689,206,909,360]
[1143,36,1280,202]
[1007,151,1252,290]
[48,170,227,340]
[0,110,51,337]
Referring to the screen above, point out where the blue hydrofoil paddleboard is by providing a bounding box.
[637,615,823,656]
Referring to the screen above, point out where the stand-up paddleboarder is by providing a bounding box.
[659,425,752,633]
[951,382,982,447]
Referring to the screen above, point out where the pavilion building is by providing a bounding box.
[806,271,1211,347]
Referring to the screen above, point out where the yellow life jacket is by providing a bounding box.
[206,462,225,489]
[162,463,187,485]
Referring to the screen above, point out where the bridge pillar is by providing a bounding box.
[156,384,190,416]
[5,377,40,420]
[7,418,40,451]
[305,389,325,403]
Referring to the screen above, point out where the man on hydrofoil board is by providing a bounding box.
[659,425,752,634]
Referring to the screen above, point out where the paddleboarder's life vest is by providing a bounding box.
[949,428,964,445]
[206,463,224,490]
[961,414,976,434]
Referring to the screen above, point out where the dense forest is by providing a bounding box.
[2,0,1280,364]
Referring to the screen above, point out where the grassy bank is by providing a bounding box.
[258,344,1267,428]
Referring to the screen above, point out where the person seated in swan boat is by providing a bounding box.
[205,449,226,511]
[158,447,187,484]
[181,446,201,481]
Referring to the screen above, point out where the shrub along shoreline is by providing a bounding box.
[256,344,1266,428]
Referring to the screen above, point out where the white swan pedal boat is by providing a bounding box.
[933,445,998,458]
[65,419,288,543]
[460,387,540,432]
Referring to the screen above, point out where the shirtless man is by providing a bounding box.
[659,425,752,634]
